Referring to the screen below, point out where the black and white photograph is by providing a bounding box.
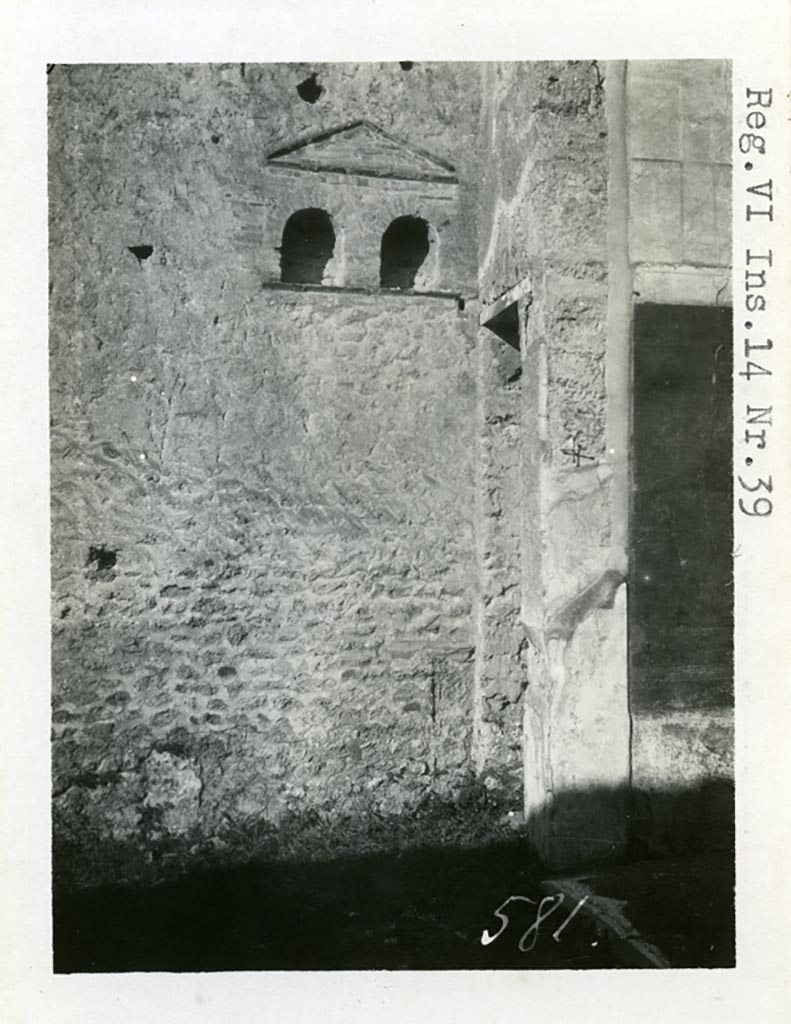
[48,58,735,972]
[0,1,789,1022]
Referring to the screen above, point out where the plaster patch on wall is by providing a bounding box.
[545,567,626,645]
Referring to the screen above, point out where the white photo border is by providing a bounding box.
[1,2,790,1022]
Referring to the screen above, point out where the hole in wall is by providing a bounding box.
[457,298,466,311]
[280,208,336,285]
[86,545,118,571]
[128,245,154,264]
[483,302,520,349]
[210,133,221,144]
[483,300,522,385]
[399,61,415,71]
[297,73,323,103]
[380,216,430,290]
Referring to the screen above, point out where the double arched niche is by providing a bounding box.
[277,209,438,290]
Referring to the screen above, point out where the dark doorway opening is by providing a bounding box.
[280,208,336,285]
[629,304,733,713]
[380,216,430,290]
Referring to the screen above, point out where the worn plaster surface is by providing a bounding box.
[477,61,631,866]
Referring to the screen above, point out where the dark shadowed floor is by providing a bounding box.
[553,853,736,969]
[54,838,618,972]
[53,838,735,972]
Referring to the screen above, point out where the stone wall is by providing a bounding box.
[472,320,526,796]
[49,63,480,885]
[49,60,734,884]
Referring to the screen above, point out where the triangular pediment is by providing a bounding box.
[267,120,457,184]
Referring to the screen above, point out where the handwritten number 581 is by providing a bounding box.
[481,893,589,951]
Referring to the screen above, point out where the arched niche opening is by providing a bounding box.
[379,215,432,290]
[279,208,336,285]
